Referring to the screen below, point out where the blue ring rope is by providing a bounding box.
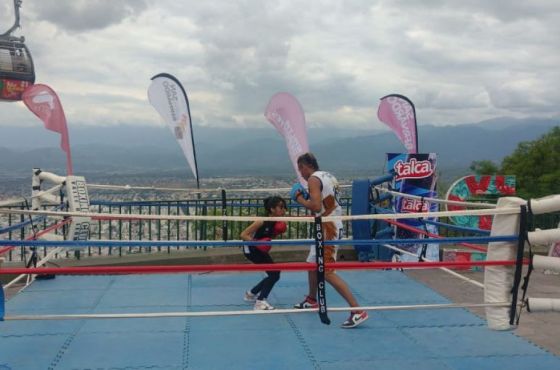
[0,205,64,235]
[0,235,518,248]
[372,205,491,235]
[0,215,47,235]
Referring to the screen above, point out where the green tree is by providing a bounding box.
[500,126,560,199]
[469,160,499,175]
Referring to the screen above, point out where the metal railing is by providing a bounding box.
[1,196,558,263]
[0,197,354,262]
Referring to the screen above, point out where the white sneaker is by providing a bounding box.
[254,299,275,310]
[244,291,258,302]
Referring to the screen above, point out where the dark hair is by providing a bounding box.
[263,196,286,215]
[297,152,319,171]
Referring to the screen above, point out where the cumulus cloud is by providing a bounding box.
[0,1,16,32]
[29,0,149,32]
[1,0,558,129]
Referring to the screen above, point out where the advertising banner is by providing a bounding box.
[387,153,438,262]
[265,92,309,186]
[148,73,199,186]
[446,175,516,230]
[378,94,418,154]
[22,84,73,175]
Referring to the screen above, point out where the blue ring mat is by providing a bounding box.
[2,270,559,369]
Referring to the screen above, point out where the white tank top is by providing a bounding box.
[311,170,343,230]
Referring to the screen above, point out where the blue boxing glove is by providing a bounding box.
[290,183,309,201]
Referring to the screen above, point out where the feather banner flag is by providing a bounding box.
[22,84,73,175]
[377,94,419,153]
[148,73,199,187]
[264,92,310,185]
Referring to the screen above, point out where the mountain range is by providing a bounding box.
[0,117,557,182]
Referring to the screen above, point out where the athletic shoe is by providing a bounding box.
[254,299,275,310]
[244,291,258,302]
[341,311,369,328]
[294,295,319,309]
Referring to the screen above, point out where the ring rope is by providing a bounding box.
[0,235,519,248]
[0,215,48,235]
[0,207,522,222]
[371,205,488,252]
[384,218,488,252]
[0,198,27,207]
[0,218,71,256]
[379,243,485,288]
[2,219,72,291]
[0,260,523,276]
[0,204,64,237]
[2,302,513,321]
[90,200,314,208]
[374,186,497,208]
[420,219,491,235]
[87,183,354,193]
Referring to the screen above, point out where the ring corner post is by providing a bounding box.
[314,216,330,325]
[484,196,526,330]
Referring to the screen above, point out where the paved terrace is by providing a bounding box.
[2,269,559,369]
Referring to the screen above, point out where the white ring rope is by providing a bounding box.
[2,302,512,321]
[380,243,485,288]
[85,185,560,216]
[0,198,27,207]
[87,183,354,193]
[374,186,497,208]
[0,207,522,222]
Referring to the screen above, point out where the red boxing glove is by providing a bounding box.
[273,221,287,236]
[255,237,272,253]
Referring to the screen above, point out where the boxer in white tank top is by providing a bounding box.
[292,153,369,328]
[305,170,343,262]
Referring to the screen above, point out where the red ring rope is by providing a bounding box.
[0,259,525,275]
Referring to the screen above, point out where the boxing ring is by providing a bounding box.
[3,270,560,370]
[1,172,560,369]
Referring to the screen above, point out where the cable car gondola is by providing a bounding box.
[0,0,35,102]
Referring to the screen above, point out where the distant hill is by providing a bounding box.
[0,117,558,182]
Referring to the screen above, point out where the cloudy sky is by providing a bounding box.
[1,0,559,130]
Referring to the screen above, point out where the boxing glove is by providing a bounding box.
[273,221,287,236]
[255,237,272,253]
[290,183,309,201]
